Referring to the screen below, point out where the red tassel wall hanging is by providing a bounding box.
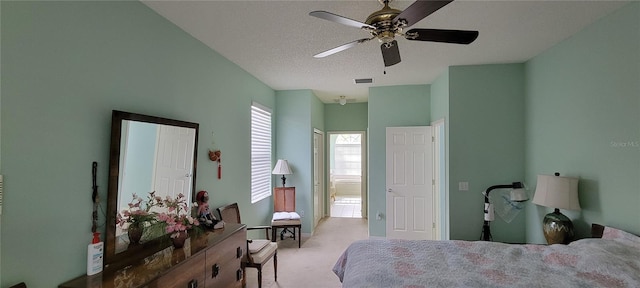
[209,150,222,179]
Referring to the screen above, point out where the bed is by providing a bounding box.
[333,224,640,287]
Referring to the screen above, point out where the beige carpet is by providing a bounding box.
[244,217,369,288]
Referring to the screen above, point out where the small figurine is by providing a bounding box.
[196,190,222,229]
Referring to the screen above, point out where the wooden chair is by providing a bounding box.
[271,187,302,248]
[217,203,277,288]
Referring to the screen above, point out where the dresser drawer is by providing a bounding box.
[205,229,246,287]
[154,252,206,288]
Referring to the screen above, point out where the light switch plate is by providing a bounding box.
[459,181,469,191]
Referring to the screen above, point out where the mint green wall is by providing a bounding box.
[524,2,640,242]
[274,89,322,233]
[120,121,157,204]
[368,85,430,236]
[324,103,368,132]
[311,93,325,133]
[430,71,450,239]
[1,2,275,286]
[448,64,526,242]
[430,72,450,123]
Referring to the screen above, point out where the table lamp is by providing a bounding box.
[272,159,293,187]
[532,173,580,244]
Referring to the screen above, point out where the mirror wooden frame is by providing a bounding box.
[104,110,199,268]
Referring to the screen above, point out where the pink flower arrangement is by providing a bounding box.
[155,193,200,238]
[117,192,162,228]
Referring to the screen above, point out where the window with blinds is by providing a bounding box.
[334,134,362,176]
[251,102,272,203]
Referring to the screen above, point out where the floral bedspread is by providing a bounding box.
[333,228,640,288]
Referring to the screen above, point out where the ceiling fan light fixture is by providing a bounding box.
[378,31,396,43]
[339,96,347,105]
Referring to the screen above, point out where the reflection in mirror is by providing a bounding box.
[105,110,199,268]
[115,120,197,250]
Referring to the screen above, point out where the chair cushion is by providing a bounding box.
[272,211,301,221]
[248,239,270,253]
[250,241,277,263]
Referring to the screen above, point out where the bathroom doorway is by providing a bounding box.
[328,132,366,218]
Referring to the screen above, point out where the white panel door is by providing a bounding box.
[153,125,196,201]
[386,126,434,240]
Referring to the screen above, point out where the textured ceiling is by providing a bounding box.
[142,0,626,103]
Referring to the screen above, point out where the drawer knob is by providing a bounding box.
[212,264,220,278]
[236,247,243,258]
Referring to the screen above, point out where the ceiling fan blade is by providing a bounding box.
[381,40,401,67]
[405,28,479,44]
[314,38,373,58]
[393,0,453,28]
[309,11,376,30]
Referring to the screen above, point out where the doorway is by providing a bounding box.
[432,119,447,240]
[328,132,366,218]
[313,130,324,228]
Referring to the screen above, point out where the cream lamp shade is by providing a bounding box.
[532,174,580,211]
[272,159,293,187]
[532,173,580,244]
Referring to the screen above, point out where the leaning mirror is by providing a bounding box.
[105,110,199,267]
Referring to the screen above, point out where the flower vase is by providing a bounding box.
[172,231,188,249]
[128,223,144,245]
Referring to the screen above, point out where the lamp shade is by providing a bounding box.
[272,159,293,175]
[532,174,580,211]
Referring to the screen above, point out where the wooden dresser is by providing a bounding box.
[60,223,246,288]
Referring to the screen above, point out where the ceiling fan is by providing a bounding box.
[309,0,479,67]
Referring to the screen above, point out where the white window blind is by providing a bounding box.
[335,134,362,176]
[251,103,272,203]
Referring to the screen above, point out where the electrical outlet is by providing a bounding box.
[300,210,304,218]
[376,211,383,220]
[459,181,469,191]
